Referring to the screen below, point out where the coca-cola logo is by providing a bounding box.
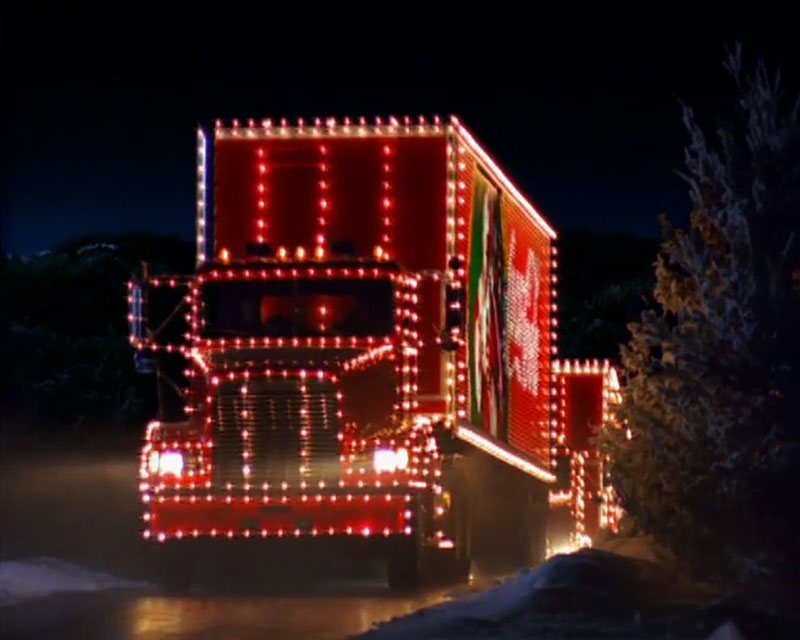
[507,230,541,395]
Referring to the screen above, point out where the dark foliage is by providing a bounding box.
[601,46,800,586]
[557,230,657,359]
[2,228,652,432]
[1,234,193,431]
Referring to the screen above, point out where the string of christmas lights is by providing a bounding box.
[135,116,565,546]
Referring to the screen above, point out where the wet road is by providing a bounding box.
[0,436,499,639]
[2,586,452,640]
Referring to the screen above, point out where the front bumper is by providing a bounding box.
[144,491,416,542]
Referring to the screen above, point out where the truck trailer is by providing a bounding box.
[128,115,564,588]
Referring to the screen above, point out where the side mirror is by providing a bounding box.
[127,280,145,343]
[441,282,465,352]
[439,332,460,352]
[444,256,466,332]
[128,279,155,374]
[443,283,466,333]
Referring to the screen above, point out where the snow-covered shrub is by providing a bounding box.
[600,46,800,586]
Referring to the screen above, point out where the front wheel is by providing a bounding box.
[386,540,471,589]
[387,536,423,590]
[386,486,472,589]
[426,547,471,585]
[152,543,197,592]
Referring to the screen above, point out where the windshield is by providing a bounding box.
[200,278,395,338]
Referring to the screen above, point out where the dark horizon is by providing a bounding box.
[2,6,798,256]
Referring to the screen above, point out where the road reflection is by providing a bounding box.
[127,589,450,639]
[1,443,507,639]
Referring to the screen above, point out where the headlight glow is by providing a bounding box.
[158,451,184,477]
[395,447,409,470]
[147,451,160,474]
[373,447,409,473]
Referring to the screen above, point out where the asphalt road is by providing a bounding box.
[0,435,501,640]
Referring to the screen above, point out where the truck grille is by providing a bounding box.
[212,376,341,487]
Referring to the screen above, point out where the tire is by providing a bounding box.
[503,483,540,568]
[445,472,472,583]
[387,535,422,590]
[465,452,547,570]
[153,543,197,592]
[387,462,473,589]
[426,547,471,585]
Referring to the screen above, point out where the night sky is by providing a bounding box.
[2,5,798,256]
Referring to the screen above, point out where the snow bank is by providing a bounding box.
[0,558,147,607]
[354,550,655,639]
[706,621,746,640]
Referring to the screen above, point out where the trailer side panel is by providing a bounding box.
[457,133,553,471]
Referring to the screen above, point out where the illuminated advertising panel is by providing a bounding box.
[466,168,552,468]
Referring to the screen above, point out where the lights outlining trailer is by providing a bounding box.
[451,117,557,241]
[455,424,556,483]
[196,128,208,267]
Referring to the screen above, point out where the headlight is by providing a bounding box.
[395,447,409,469]
[147,450,160,474]
[146,447,202,478]
[158,451,184,477]
[373,447,409,473]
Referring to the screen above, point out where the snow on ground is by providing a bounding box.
[0,557,148,607]
[354,549,657,639]
[594,532,666,563]
[354,546,796,639]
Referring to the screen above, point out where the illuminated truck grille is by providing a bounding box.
[212,377,341,487]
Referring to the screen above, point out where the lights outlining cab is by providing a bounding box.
[130,114,622,583]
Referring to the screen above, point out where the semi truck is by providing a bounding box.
[128,115,566,588]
